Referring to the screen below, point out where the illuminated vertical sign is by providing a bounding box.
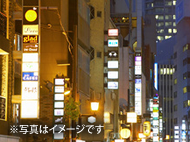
[154,63,158,90]
[135,79,142,115]
[21,0,40,118]
[54,78,65,140]
[153,94,159,142]
[135,56,142,75]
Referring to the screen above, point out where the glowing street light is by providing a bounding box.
[91,102,99,111]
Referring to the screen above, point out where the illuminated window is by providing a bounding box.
[165,1,172,6]
[188,100,190,106]
[155,15,158,19]
[151,3,154,7]
[173,22,176,27]
[163,68,166,74]
[157,22,164,27]
[168,29,172,33]
[170,68,173,74]
[165,15,172,20]
[173,29,177,33]
[165,36,172,39]
[160,68,163,74]
[167,68,170,74]
[183,87,187,94]
[173,1,176,5]
[157,36,164,41]
[165,22,172,27]
[173,15,176,20]
[174,78,177,85]
[157,29,164,33]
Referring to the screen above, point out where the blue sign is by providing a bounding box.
[22,72,38,81]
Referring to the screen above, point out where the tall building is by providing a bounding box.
[144,0,177,41]
[155,37,176,142]
[173,0,190,141]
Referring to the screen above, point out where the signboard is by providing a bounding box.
[22,81,38,99]
[108,61,118,68]
[143,121,151,136]
[21,100,38,118]
[55,79,65,85]
[154,63,158,90]
[23,35,38,43]
[22,63,38,72]
[108,71,118,79]
[54,94,64,101]
[23,53,38,62]
[108,29,118,36]
[135,56,142,75]
[135,79,142,115]
[108,50,118,58]
[23,25,38,35]
[108,39,118,47]
[108,82,118,89]
[23,7,38,24]
[127,112,137,123]
[54,109,64,116]
[23,44,38,52]
[22,72,38,81]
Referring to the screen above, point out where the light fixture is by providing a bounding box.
[91,102,99,111]
[64,90,71,95]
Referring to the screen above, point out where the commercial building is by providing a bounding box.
[144,0,177,41]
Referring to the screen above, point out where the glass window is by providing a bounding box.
[170,68,173,74]
[167,68,170,74]
[173,22,176,27]
[174,91,177,98]
[165,22,172,27]
[157,36,164,41]
[155,8,164,13]
[165,15,172,20]
[165,36,172,39]
[173,29,177,33]
[165,1,172,6]
[173,15,176,20]
[183,101,188,108]
[174,105,177,111]
[168,29,172,33]
[157,29,164,33]
[183,87,187,94]
[183,44,189,52]
[174,78,177,85]
[157,22,164,27]
[173,1,176,5]
[160,68,163,74]
[151,3,154,7]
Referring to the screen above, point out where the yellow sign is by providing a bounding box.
[25,10,37,22]
[143,121,151,136]
[120,128,130,139]
[23,35,38,43]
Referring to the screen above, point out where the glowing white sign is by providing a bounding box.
[55,79,64,85]
[54,109,64,116]
[108,71,118,79]
[108,61,118,68]
[54,102,64,108]
[54,94,64,101]
[154,63,158,90]
[108,39,118,47]
[23,53,38,62]
[135,56,142,75]
[21,101,38,118]
[23,25,39,35]
[108,82,118,89]
[108,29,118,36]
[55,86,64,93]
[22,63,38,72]
[22,81,38,99]
[135,79,142,115]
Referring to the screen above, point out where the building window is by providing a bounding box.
[157,22,164,27]
[183,58,190,66]
[173,22,176,27]
[183,72,187,80]
[183,44,190,52]
[165,36,172,39]
[97,11,102,17]
[97,51,102,58]
[173,0,176,5]
[174,78,177,85]
[183,87,187,94]
[173,29,177,33]
[174,91,177,98]
[157,36,164,41]
[173,15,176,20]
[174,65,177,72]
[157,29,164,33]
[165,22,172,27]
[155,15,164,20]
[168,29,172,33]
[183,100,188,108]
[160,68,163,74]
[173,52,177,59]
[174,118,177,124]
[174,105,177,111]
[155,8,164,13]
[165,1,172,6]
[89,5,95,20]
[165,15,172,20]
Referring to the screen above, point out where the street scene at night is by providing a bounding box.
[0,0,188,142]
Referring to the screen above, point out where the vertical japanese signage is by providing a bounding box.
[21,0,40,118]
[135,54,142,115]
[53,78,65,139]
[107,29,119,89]
[154,63,158,90]
[153,94,159,142]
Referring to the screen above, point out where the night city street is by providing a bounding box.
[0,0,188,142]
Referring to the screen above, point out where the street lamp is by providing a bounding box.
[91,102,99,111]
